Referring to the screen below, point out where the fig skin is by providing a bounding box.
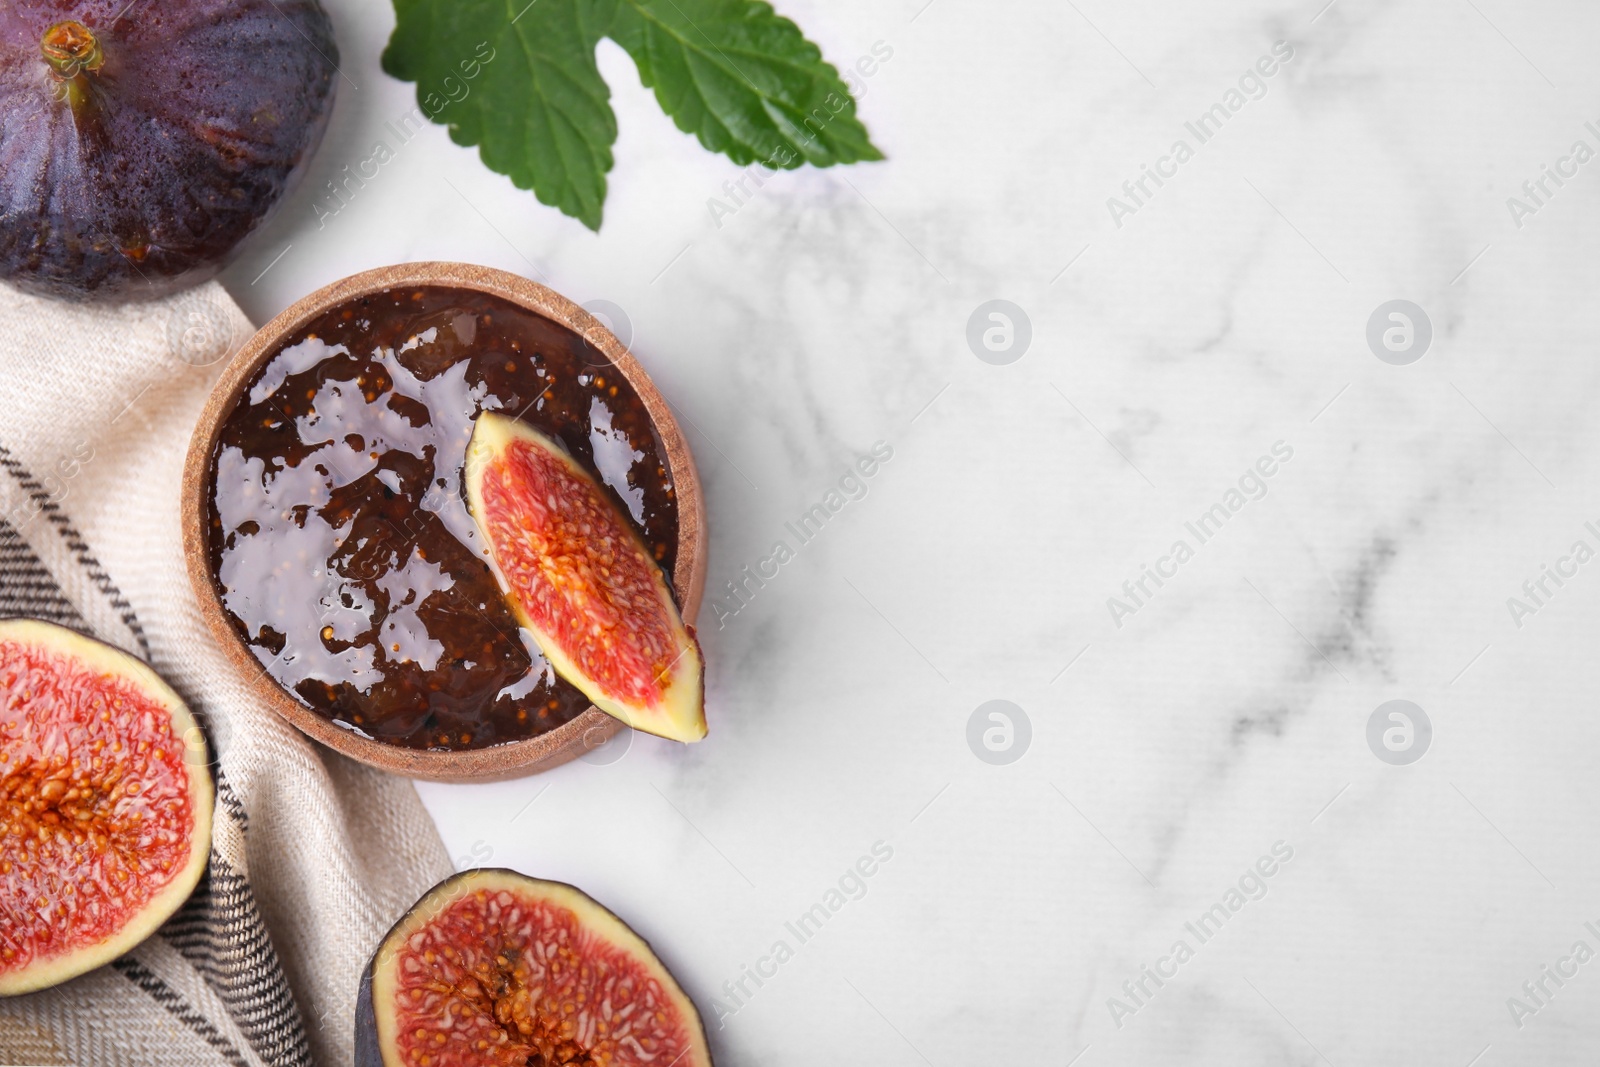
[356,868,714,1067]
[0,618,214,996]
[0,0,338,302]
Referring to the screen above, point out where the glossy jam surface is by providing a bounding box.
[207,287,678,750]
[0,637,197,975]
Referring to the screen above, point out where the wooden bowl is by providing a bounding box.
[181,263,707,782]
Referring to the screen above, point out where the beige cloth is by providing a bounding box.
[0,281,452,1067]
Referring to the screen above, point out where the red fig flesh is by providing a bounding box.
[0,619,213,995]
[357,868,713,1067]
[464,412,706,743]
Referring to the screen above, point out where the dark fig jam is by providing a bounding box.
[205,286,678,750]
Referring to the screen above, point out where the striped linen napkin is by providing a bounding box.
[0,281,452,1067]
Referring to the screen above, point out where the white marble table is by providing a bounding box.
[221,0,1600,1062]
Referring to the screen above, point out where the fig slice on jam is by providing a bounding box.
[0,618,213,995]
[464,412,706,743]
[356,868,714,1067]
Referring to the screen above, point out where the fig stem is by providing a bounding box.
[41,21,104,118]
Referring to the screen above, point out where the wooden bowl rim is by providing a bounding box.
[180,262,707,782]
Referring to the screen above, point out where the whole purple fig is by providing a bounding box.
[0,1,338,302]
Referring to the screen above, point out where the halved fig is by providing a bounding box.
[0,618,213,995]
[464,412,706,743]
[356,868,713,1067]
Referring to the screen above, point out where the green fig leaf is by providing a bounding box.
[606,0,883,169]
[382,0,881,230]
